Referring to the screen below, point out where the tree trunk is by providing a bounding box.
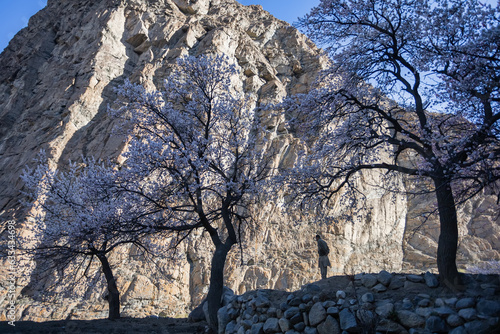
[97,253,120,320]
[433,177,462,289]
[206,242,232,331]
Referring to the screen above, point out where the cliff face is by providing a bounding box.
[0,0,498,321]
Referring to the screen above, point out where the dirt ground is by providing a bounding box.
[0,317,207,334]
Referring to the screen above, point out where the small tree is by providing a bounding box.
[286,0,500,287]
[21,154,157,320]
[113,54,274,330]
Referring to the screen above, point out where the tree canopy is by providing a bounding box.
[21,153,160,319]
[113,54,275,330]
[288,0,500,286]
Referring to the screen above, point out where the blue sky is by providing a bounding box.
[0,0,319,53]
[0,0,47,52]
[2,0,497,53]
[238,0,320,24]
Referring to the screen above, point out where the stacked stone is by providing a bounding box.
[217,271,500,334]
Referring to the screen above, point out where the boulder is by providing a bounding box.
[361,274,378,288]
[376,318,408,333]
[317,315,341,334]
[397,310,425,328]
[377,270,393,286]
[406,274,424,283]
[308,302,327,327]
[455,298,475,310]
[284,307,300,319]
[263,318,280,333]
[339,308,358,332]
[188,299,206,322]
[361,293,374,303]
[293,322,306,331]
[336,290,346,299]
[446,314,464,327]
[218,306,232,334]
[375,302,394,318]
[304,327,317,334]
[458,308,477,321]
[424,272,439,288]
[278,318,291,332]
[250,323,264,334]
[476,299,500,317]
[425,315,447,333]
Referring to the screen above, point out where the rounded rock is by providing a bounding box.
[397,310,425,328]
[406,274,424,283]
[361,274,378,288]
[449,326,466,334]
[447,314,464,327]
[417,299,431,307]
[476,299,500,317]
[250,323,264,334]
[424,271,439,288]
[425,315,447,333]
[304,327,318,334]
[444,297,458,307]
[327,306,339,316]
[372,283,387,293]
[284,307,300,319]
[267,307,277,318]
[377,270,393,286]
[434,306,455,317]
[361,293,374,303]
[278,318,291,332]
[336,290,346,299]
[309,302,327,327]
[375,302,394,318]
[464,320,494,333]
[455,298,475,310]
[458,308,476,321]
[290,312,302,325]
[294,322,306,331]
[302,294,313,303]
[323,301,336,308]
[263,318,280,333]
[339,308,358,332]
[317,315,340,334]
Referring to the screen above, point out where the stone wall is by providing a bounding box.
[213,272,500,334]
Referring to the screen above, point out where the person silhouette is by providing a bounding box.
[316,234,331,279]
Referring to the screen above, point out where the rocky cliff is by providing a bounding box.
[0,0,498,322]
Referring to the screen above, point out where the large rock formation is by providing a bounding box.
[0,0,498,321]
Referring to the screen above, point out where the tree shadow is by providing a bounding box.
[17,10,142,319]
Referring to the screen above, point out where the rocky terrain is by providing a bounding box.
[212,272,500,334]
[1,272,499,333]
[0,0,499,323]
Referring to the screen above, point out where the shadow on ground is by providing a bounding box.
[0,317,207,334]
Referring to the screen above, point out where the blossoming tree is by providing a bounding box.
[287,0,500,287]
[114,54,275,330]
[21,154,158,320]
